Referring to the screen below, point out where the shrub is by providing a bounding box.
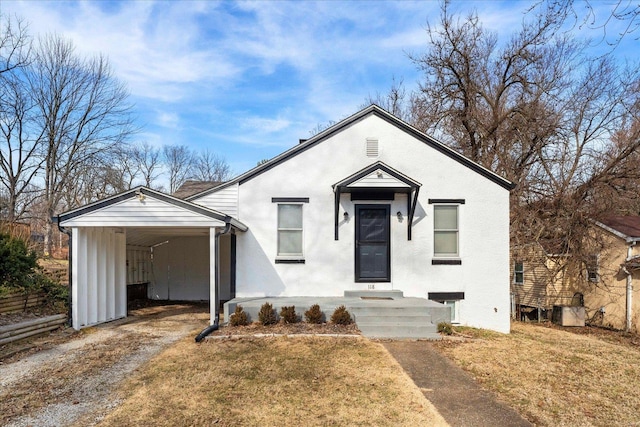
[330,305,353,325]
[38,274,69,310]
[229,305,248,326]
[0,232,38,289]
[279,305,298,324]
[304,304,323,324]
[258,302,277,325]
[437,322,453,335]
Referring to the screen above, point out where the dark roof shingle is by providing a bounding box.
[173,180,221,199]
[599,215,640,239]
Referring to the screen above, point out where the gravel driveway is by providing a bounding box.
[0,303,208,427]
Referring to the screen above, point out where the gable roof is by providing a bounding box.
[187,105,515,201]
[57,186,247,231]
[332,161,421,191]
[173,180,222,199]
[596,216,640,242]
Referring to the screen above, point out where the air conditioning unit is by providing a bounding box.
[552,306,585,327]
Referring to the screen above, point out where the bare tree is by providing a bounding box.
[0,58,44,221]
[399,1,640,276]
[0,15,31,75]
[132,142,162,188]
[0,15,38,222]
[192,149,231,183]
[28,35,135,255]
[364,77,413,122]
[163,145,194,194]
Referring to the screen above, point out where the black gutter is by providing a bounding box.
[54,217,73,328]
[195,222,233,343]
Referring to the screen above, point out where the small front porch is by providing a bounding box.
[223,290,449,340]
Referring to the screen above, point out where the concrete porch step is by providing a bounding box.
[354,314,434,325]
[349,305,441,340]
[358,323,440,340]
[344,290,404,299]
[349,306,432,317]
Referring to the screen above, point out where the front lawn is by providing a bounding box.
[96,336,447,426]
[434,322,640,426]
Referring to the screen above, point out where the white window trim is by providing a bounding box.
[433,204,460,258]
[276,203,305,259]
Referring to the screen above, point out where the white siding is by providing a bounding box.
[192,183,239,218]
[149,236,210,301]
[349,169,411,188]
[62,196,225,227]
[72,227,126,329]
[234,114,511,333]
[126,246,151,284]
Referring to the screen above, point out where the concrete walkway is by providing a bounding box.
[383,341,533,427]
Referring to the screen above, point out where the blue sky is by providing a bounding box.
[2,0,637,175]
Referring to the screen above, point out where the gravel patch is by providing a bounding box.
[0,303,208,427]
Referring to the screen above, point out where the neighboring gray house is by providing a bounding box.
[57,105,514,333]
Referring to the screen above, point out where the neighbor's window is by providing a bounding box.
[434,205,458,257]
[514,262,524,284]
[587,254,599,283]
[277,204,303,257]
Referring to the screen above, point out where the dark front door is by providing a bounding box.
[355,205,390,282]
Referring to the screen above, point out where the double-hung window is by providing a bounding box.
[277,204,303,258]
[514,262,524,284]
[433,205,459,257]
[586,254,599,283]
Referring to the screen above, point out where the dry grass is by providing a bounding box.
[0,331,144,424]
[434,322,640,426]
[98,336,448,427]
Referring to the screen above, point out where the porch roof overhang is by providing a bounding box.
[56,186,248,247]
[332,161,421,240]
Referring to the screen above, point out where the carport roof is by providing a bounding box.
[56,186,248,232]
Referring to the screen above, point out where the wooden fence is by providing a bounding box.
[0,292,47,314]
[0,314,67,345]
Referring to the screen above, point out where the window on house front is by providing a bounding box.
[277,204,303,257]
[587,254,599,283]
[514,262,524,284]
[442,300,460,323]
[434,205,458,257]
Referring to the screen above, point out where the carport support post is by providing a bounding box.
[210,227,217,326]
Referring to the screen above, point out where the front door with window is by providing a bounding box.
[355,205,390,282]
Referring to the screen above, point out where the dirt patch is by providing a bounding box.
[0,303,209,427]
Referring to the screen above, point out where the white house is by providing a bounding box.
[57,105,514,333]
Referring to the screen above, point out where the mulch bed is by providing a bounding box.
[210,321,361,336]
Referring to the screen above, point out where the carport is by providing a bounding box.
[56,187,247,330]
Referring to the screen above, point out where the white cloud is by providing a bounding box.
[242,116,291,134]
[157,111,180,129]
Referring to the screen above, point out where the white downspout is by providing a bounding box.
[625,242,636,332]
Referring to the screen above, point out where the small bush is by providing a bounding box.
[304,304,323,324]
[258,302,277,325]
[279,305,298,324]
[0,232,38,289]
[330,305,353,325]
[437,322,453,335]
[229,305,248,326]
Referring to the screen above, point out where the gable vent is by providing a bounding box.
[366,138,379,157]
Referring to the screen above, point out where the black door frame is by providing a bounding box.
[354,204,391,282]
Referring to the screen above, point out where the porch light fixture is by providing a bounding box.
[343,211,349,220]
[397,211,403,220]
[135,189,145,201]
